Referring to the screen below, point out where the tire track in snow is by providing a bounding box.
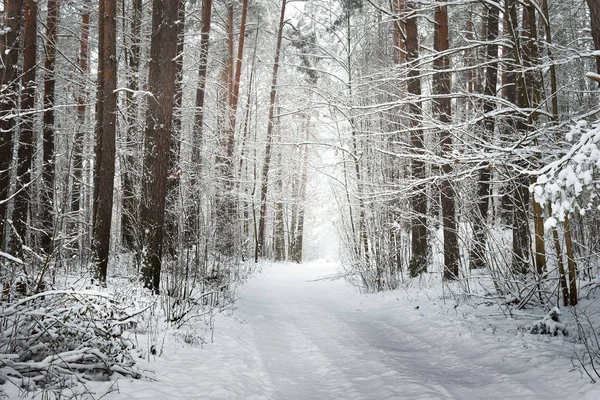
[237,263,558,399]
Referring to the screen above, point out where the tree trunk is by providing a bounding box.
[564,215,578,306]
[187,0,213,247]
[390,0,406,64]
[139,0,179,293]
[257,0,287,259]
[291,109,311,264]
[405,3,428,277]
[121,0,143,250]
[12,0,37,256]
[92,0,118,283]
[470,3,499,270]
[587,0,600,75]
[0,0,24,251]
[72,0,90,217]
[40,0,60,256]
[542,0,570,305]
[433,0,459,280]
[523,1,546,277]
[214,4,237,259]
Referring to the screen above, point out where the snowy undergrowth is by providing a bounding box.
[0,257,260,399]
[8,260,593,399]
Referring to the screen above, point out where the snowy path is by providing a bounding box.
[105,261,598,399]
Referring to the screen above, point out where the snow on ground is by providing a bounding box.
[83,261,600,399]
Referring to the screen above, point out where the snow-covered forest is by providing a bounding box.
[2,0,600,398]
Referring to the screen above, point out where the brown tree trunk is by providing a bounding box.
[587,0,600,75]
[508,2,533,275]
[470,3,499,270]
[523,2,546,277]
[172,0,186,140]
[12,0,37,256]
[257,0,287,260]
[405,3,428,277]
[92,0,118,283]
[0,0,24,251]
[72,0,90,216]
[542,0,570,305]
[193,0,213,147]
[41,0,60,256]
[139,0,179,293]
[433,0,459,280]
[213,4,236,259]
[186,0,213,247]
[390,0,406,64]
[121,0,143,250]
[163,0,186,261]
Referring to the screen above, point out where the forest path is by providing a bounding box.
[105,261,595,400]
[233,262,561,400]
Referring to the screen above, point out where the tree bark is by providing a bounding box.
[405,2,428,277]
[433,0,459,280]
[0,0,24,251]
[40,0,60,256]
[186,0,213,247]
[73,0,90,216]
[257,0,287,259]
[139,0,180,293]
[92,0,118,283]
[12,0,37,256]
[121,0,143,250]
[587,0,600,75]
[470,3,499,270]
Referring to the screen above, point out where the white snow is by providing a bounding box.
[52,262,600,399]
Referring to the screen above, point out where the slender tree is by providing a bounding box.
[72,0,91,216]
[587,0,600,75]
[257,0,287,259]
[432,0,459,280]
[139,0,180,293]
[0,0,24,251]
[41,0,60,255]
[405,2,428,276]
[92,0,118,283]
[470,2,499,270]
[121,0,143,250]
[186,0,213,246]
[12,0,38,256]
[193,0,213,158]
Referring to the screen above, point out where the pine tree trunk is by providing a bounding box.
[121,0,143,250]
[433,0,459,280]
[72,0,90,217]
[187,0,213,248]
[12,0,37,256]
[0,0,24,251]
[405,3,428,277]
[469,4,499,270]
[41,0,60,256]
[139,0,179,293]
[587,0,600,75]
[542,0,569,305]
[92,0,118,283]
[258,0,287,259]
[523,2,546,277]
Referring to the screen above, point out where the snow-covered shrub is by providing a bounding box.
[531,120,600,225]
[527,307,568,336]
[0,290,141,392]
